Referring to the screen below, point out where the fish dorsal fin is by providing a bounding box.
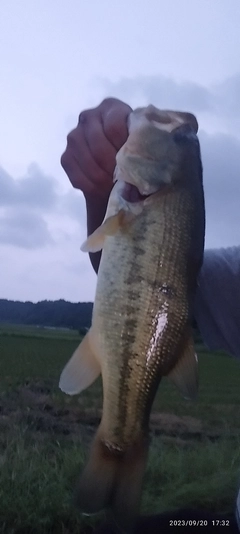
[81,209,134,253]
[59,328,101,395]
[167,330,198,400]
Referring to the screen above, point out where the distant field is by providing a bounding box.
[0,322,82,339]
[1,324,240,533]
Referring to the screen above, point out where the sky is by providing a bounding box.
[0,0,240,303]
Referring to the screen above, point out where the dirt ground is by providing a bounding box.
[0,380,228,446]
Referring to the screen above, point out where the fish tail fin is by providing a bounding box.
[74,425,116,515]
[110,435,149,531]
[74,425,149,531]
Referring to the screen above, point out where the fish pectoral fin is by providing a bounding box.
[59,328,101,395]
[80,209,134,253]
[167,331,198,400]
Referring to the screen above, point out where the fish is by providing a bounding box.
[59,105,205,532]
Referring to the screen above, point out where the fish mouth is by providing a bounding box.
[121,183,152,203]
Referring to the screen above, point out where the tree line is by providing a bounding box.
[0,299,93,330]
[0,298,202,343]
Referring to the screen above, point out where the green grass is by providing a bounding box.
[0,334,78,387]
[0,322,81,340]
[1,324,240,532]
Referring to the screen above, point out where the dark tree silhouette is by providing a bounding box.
[0,299,93,330]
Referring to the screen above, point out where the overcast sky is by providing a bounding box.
[0,0,240,303]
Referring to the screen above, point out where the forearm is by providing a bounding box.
[194,246,240,358]
[85,194,109,274]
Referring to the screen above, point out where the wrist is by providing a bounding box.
[84,192,109,217]
[84,192,109,237]
[84,185,112,205]
[84,193,108,276]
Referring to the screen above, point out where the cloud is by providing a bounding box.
[0,208,54,249]
[0,162,87,249]
[58,189,86,223]
[0,164,59,249]
[100,74,212,114]
[99,72,240,135]
[214,74,240,117]
[0,162,86,223]
[0,162,58,210]
[199,130,240,248]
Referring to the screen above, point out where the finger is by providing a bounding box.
[61,147,112,198]
[66,127,112,185]
[100,98,132,150]
[78,108,117,176]
[61,149,93,194]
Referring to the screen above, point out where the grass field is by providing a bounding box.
[1,324,240,533]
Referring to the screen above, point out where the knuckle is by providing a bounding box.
[60,151,68,170]
[100,97,114,107]
[100,97,119,109]
[78,107,97,124]
[66,129,76,144]
[71,179,82,190]
[78,98,127,125]
[78,109,89,124]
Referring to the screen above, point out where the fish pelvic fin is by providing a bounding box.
[168,329,198,400]
[74,425,149,532]
[80,209,134,253]
[59,328,101,395]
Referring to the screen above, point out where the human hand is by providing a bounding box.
[61,97,132,200]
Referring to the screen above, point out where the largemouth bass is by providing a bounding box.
[59,105,205,531]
